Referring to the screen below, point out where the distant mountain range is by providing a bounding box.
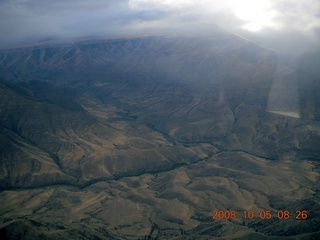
[0,35,319,239]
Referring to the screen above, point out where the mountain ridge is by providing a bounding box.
[0,34,319,239]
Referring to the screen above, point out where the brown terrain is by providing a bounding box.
[0,33,319,239]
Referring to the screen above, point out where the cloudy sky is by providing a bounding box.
[0,0,319,53]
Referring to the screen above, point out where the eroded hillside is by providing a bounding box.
[0,35,319,239]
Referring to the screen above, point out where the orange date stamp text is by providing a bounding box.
[212,210,308,220]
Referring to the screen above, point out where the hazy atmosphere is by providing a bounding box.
[1,0,320,53]
[1,1,320,239]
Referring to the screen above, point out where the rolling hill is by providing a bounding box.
[0,34,319,239]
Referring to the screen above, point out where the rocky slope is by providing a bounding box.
[0,35,319,239]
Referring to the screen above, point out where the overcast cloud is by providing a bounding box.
[0,0,319,53]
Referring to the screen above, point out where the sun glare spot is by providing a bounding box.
[242,22,263,31]
[228,0,277,31]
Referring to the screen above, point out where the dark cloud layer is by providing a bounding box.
[0,0,319,54]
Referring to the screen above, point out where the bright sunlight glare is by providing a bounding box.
[128,0,284,32]
[228,0,279,31]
